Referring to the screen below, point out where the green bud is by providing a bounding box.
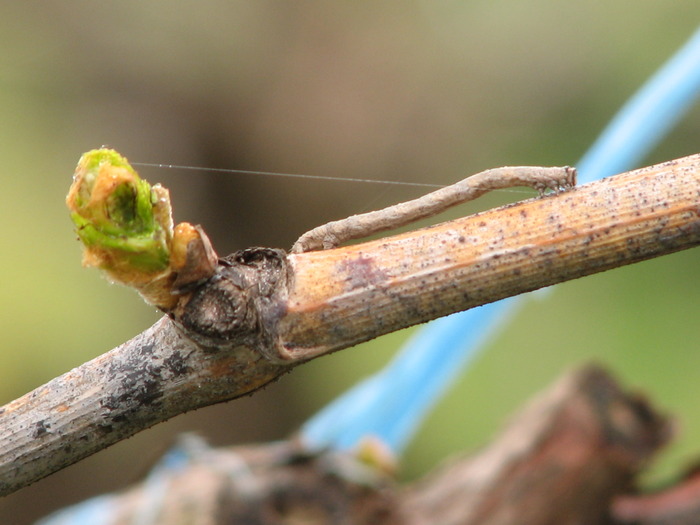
[67,148,173,275]
[67,148,218,311]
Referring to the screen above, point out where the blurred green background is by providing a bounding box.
[1,2,699,523]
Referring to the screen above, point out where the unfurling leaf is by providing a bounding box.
[67,148,217,310]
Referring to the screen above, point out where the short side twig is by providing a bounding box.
[291,166,576,252]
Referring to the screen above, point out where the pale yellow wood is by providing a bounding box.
[277,154,700,360]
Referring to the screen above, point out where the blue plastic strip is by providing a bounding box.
[35,437,206,525]
[301,300,519,452]
[300,26,700,455]
[34,496,117,525]
[577,27,700,184]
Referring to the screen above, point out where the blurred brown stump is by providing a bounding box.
[401,364,671,525]
[55,364,679,525]
[612,466,700,524]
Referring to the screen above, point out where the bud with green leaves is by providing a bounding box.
[67,148,217,310]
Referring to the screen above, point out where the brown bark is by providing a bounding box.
[612,467,700,524]
[400,365,670,525]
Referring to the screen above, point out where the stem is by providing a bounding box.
[278,154,700,360]
[2,154,699,495]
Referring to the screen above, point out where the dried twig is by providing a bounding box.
[2,154,700,496]
[291,165,575,252]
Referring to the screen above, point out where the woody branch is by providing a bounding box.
[1,153,699,496]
